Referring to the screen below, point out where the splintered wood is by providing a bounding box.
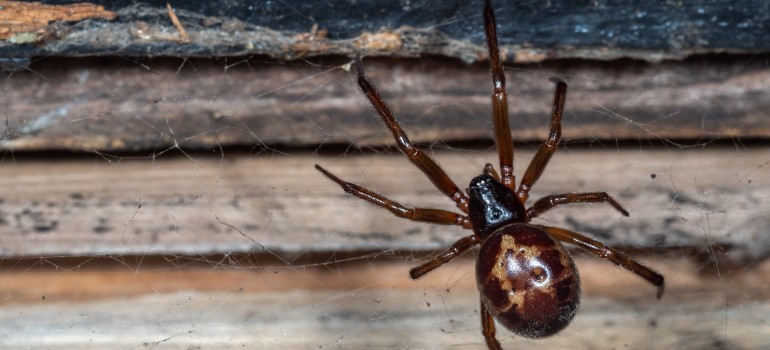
[0,1,116,41]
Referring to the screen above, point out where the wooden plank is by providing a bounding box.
[1,56,768,152]
[0,146,766,258]
[1,1,766,62]
[0,255,767,349]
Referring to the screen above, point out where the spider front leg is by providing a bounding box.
[355,58,470,213]
[541,225,665,299]
[517,77,567,202]
[315,165,471,227]
[527,191,630,219]
[483,1,515,191]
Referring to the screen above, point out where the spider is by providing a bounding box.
[315,1,664,348]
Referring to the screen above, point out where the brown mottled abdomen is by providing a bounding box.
[476,223,581,338]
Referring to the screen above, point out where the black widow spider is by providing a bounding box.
[315,1,664,348]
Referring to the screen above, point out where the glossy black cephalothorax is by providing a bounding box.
[315,0,664,348]
[468,174,526,239]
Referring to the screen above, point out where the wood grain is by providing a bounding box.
[0,254,766,349]
[0,43,766,349]
[0,146,766,258]
[1,56,767,152]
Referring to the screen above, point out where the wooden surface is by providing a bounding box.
[0,143,768,348]
[0,2,767,347]
[0,146,766,257]
[0,253,767,349]
[1,55,768,152]
[1,1,767,62]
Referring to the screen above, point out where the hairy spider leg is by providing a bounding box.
[527,191,630,219]
[315,165,470,228]
[481,298,503,350]
[516,78,566,202]
[355,57,470,213]
[483,0,515,192]
[409,234,479,279]
[541,225,665,299]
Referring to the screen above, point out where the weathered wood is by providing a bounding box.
[0,1,766,62]
[0,255,766,349]
[0,147,766,258]
[0,1,115,41]
[0,3,765,347]
[1,56,768,152]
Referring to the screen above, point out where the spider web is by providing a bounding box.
[0,13,768,350]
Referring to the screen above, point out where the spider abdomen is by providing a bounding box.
[476,223,581,338]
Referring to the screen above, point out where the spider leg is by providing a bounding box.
[527,191,630,219]
[540,225,665,299]
[315,165,471,227]
[409,235,478,279]
[481,298,503,350]
[517,78,567,202]
[483,0,515,191]
[355,58,470,213]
